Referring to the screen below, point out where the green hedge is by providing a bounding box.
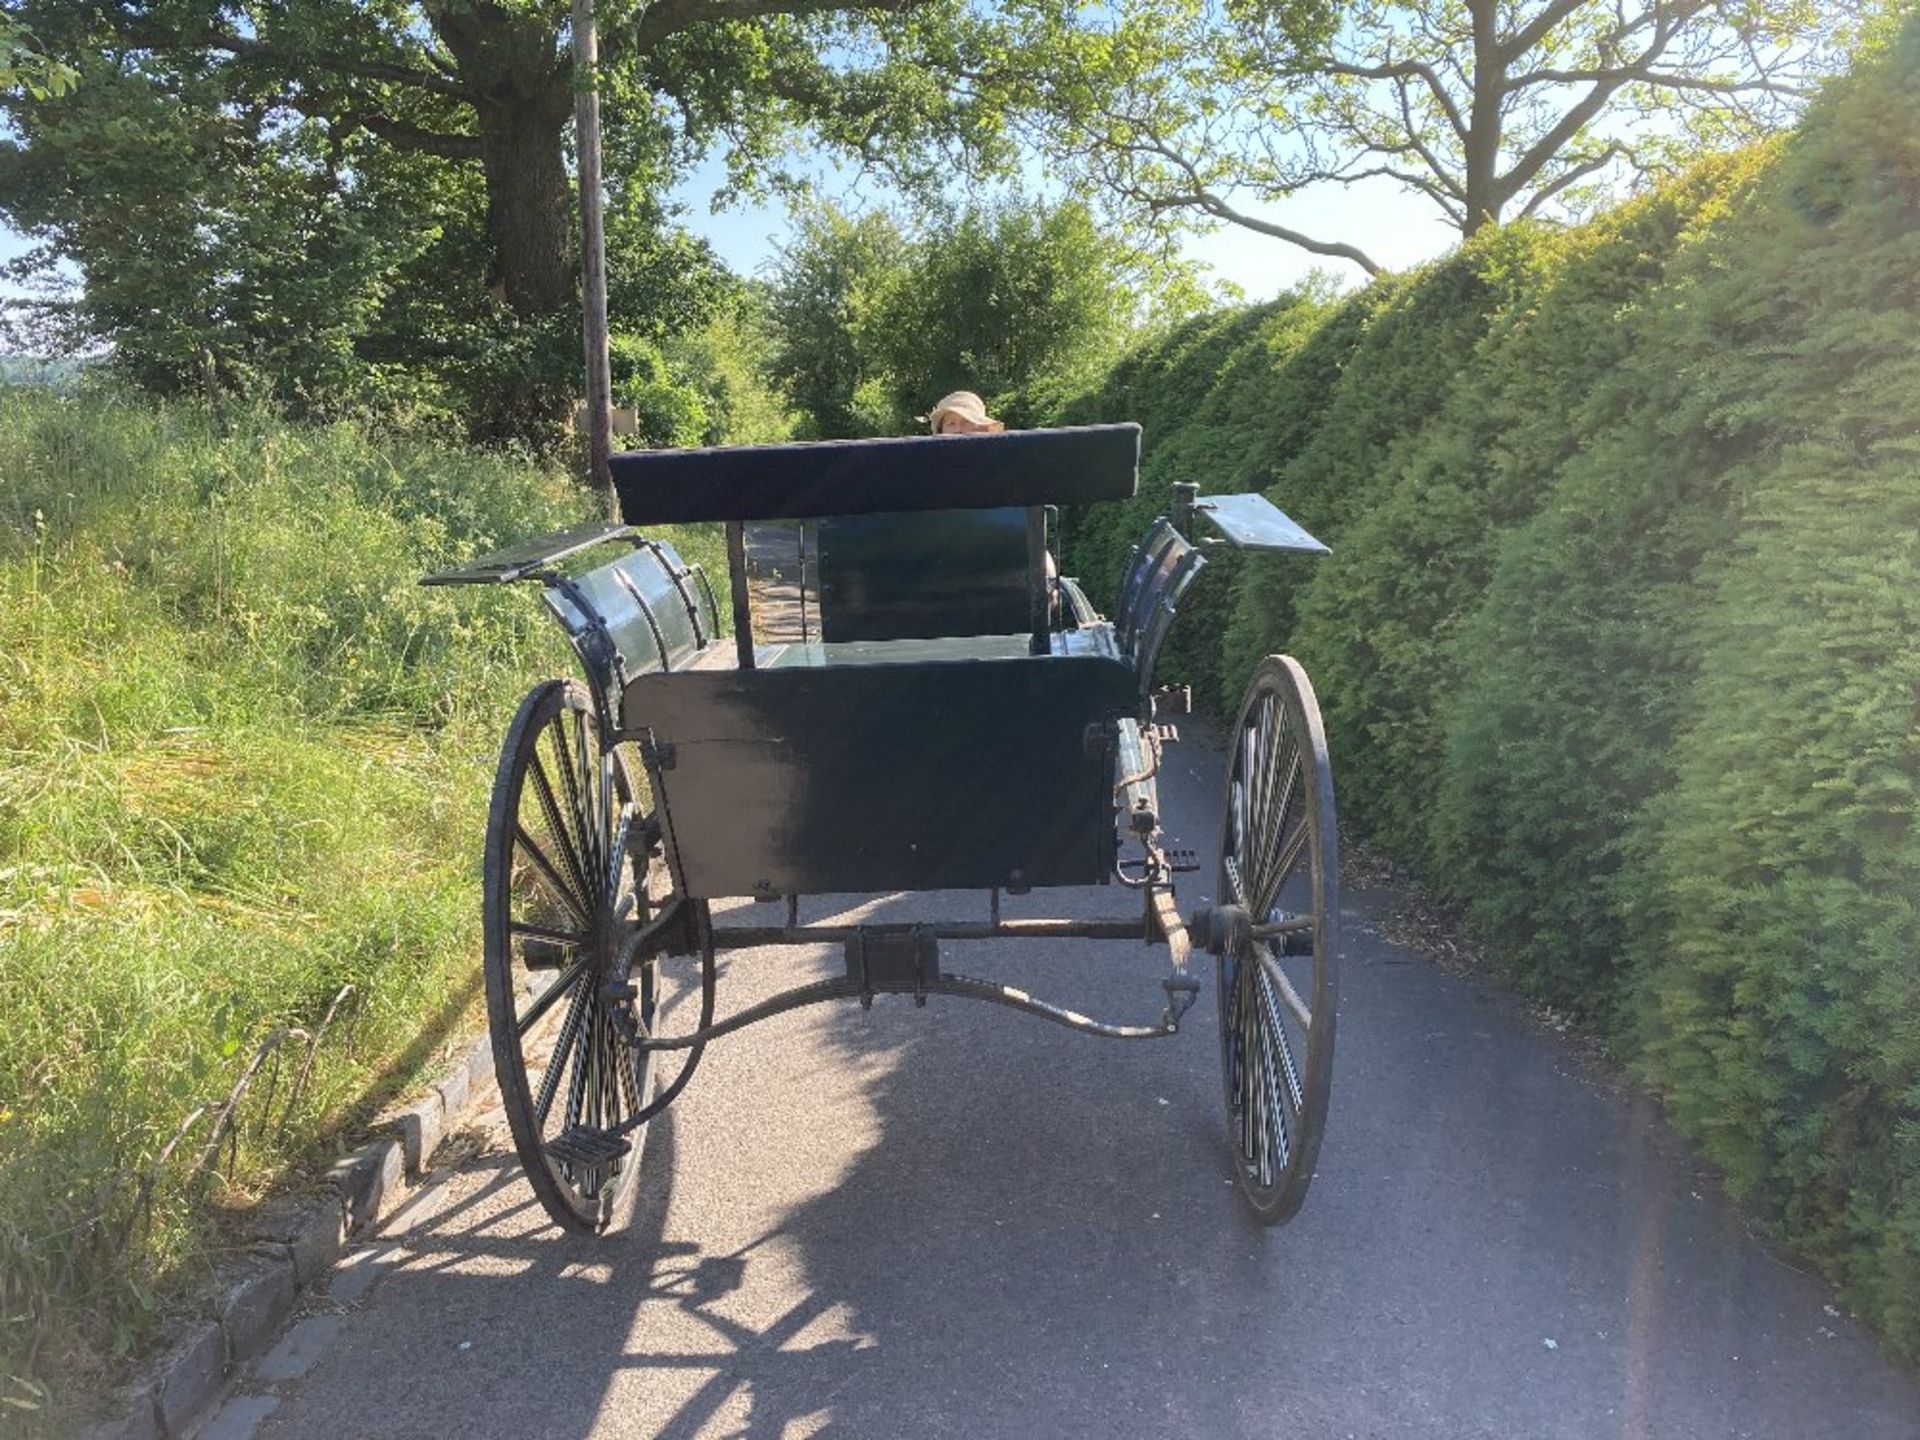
[1425,151,1771,996]
[1059,16,1920,1359]
[1625,23,1920,1348]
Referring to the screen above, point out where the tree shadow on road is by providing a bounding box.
[342,878,1920,1440]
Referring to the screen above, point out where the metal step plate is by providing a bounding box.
[545,1126,632,1186]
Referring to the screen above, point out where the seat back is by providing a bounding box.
[814,507,1030,642]
[611,424,1139,524]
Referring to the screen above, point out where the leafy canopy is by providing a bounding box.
[1004,0,1872,272]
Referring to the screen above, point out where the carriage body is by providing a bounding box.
[424,424,1340,1233]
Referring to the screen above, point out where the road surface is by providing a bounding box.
[227,721,1919,1440]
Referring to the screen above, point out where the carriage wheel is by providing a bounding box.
[1215,655,1339,1225]
[484,679,666,1233]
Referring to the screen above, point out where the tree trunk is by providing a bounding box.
[1463,0,1503,235]
[476,94,575,321]
[429,2,579,443]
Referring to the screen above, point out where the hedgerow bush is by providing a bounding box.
[1211,285,1395,679]
[1056,10,1920,1358]
[1623,21,1920,1349]
[1427,156,1774,1017]
[1279,226,1554,858]
[1291,164,1763,870]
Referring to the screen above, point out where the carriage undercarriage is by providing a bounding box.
[426,426,1339,1235]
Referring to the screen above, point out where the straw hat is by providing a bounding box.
[925,391,1004,434]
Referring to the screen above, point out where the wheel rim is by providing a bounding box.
[484,681,661,1232]
[1216,656,1338,1224]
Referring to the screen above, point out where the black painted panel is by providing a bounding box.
[816,507,1030,642]
[623,654,1135,896]
[611,425,1139,524]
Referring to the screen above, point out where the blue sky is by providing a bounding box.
[665,151,1458,299]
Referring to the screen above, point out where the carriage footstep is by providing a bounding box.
[1161,972,1202,1030]
[545,1127,633,1188]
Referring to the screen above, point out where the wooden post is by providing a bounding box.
[572,0,614,509]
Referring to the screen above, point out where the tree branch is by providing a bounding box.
[1310,54,1472,146]
[1507,65,1805,97]
[1498,13,1685,208]
[1183,191,1385,274]
[1498,0,1607,64]
[636,0,924,50]
[120,19,471,101]
[1334,161,1468,223]
[343,112,483,159]
[1386,71,1465,204]
[1516,140,1628,217]
[1101,114,1385,273]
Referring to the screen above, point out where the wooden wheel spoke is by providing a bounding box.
[550,712,594,897]
[1253,988,1293,1178]
[598,1007,621,1126]
[1250,742,1301,920]
[611,1006,638,1120]
[585,1007,609,1146]
[516,954,593,1039]
[604,793,633,904]
[532,972,592,1127]
[562,993,595,1136]
[1236,961,1260,1171]
[1261,748,1303,894]
[1254,965,1305,1118]
[599,752,618,898]
[1254,941,1314,1032]
[1223,853,1248,908]
[527,754,594,913]
[1255,803,1310,922]
[513,824,590,924]
[511,920,587,949]
[570,707,602,886]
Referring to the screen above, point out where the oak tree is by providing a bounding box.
[1016,0,1863,274]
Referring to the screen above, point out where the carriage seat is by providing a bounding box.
[611,425,1140,646]
[811,506,1028,642]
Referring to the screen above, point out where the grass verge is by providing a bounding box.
[0,386,721,1426]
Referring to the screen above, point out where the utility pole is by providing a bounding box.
[573,0,614,509]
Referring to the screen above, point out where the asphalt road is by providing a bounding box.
[239,720,1920,1440]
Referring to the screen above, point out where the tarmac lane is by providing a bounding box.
[238,719,1920,1440]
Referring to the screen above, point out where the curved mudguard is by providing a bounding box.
[422,523,721,733]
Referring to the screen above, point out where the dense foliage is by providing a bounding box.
[1056,16,1920,1358]
[0,49,749,445]
[767,198,1197,438]
[0,388,722,1422]
[0,0,1023,443]
[1624,23,1920,1346]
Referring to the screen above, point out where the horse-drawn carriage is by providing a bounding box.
[424,424,1338,1232]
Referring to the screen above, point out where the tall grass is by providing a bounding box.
[0,387,720,1423]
